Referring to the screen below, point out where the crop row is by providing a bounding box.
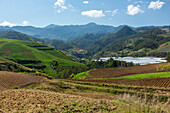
[73,77,170,88]
[88,63,170,79]
[0,71,45,91]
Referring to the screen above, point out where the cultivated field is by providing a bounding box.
[87,63,170,79]
[0,71,45,91]
[0,89,117,113]
[72,63,170,90]
[72,77,170,88]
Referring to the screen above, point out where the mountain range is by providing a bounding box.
[0,23,127,41]
[0,23,169,60]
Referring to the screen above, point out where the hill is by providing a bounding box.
[0,38,85,78]
[83,27,170,57]
[0,23,125,42]
[0,30,41,42]
[0,57,35,73]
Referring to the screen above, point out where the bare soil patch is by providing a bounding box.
[1,47,12,54]
[0,41,7,44]
[0,71,45,91]
[24,50,32,54]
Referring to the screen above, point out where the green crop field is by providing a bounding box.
[73,71,91,79]
[112,72,170,79]
[0,38,85,78]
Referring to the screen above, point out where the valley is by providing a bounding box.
[0,23,169,113]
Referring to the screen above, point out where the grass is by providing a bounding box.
[73,71,92,79]
[0,38,84,78]
[113,72,170,79]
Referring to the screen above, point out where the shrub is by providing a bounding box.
[12,86,20,89]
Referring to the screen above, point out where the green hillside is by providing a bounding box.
[0,38,85,78]
[0,30,40,42]
[0,57,35,72]
[85,28,170,57]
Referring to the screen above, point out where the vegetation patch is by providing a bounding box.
[0,38,85,78]
[73,71,92,79]
[113,72,170,79]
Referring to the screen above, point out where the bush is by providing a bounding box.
[12,86,20,89]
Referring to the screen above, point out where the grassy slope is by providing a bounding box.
[73,71,91,79]
[0,38,84,77]
[73,71,170,79]
[0,57,35,72]
[113,72,170,79]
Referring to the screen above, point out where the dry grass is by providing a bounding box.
[0,89,117,113]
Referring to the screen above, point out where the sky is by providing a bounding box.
[0,0,169,27]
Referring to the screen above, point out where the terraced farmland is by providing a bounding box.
[72,77,170,88]
[87,63,170,79]
[0,71,45,91]
[0,38,85,78]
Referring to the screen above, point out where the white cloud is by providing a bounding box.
[54,0,67,13]
[148,0,165,10]
[0,20,16,27]
[22,21,29,26]
[81,10,105,18]
[112,9,118,16]
[127,5,144,15]
[83,1,89,4]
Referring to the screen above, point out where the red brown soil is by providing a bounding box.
[87,63,170,79]
[72,77,170,88]
[0,41,7,44]
[24,50,32,54]
[1,47,12,54]
[0,71,45,91]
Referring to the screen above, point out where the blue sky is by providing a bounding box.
[0,0,169,27]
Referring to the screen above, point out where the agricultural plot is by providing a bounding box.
[0,89,117,113]
[0,71,45,91]
[0,38,85,78]
[73,77,170,88]
[88,63,170,79]
[24,79,170,112]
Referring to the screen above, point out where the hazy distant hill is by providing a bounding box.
[0,30,41,42]
[91,28,170,57]
[70,26,170,57]
[71,26,136,54]
[0,23,125,42]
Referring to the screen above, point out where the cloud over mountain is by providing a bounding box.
[81,10,105,18]
[0,20,16,27]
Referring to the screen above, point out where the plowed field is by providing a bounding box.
[0,71,45,91]
[72,77,170,88]
[88,63,170,79]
